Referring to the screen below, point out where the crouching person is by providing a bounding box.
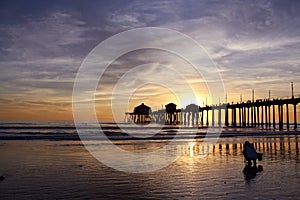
[243,141,260,166]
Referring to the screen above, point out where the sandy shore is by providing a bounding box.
[0,136,299,199]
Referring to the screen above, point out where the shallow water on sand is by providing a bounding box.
[0,136,299,199]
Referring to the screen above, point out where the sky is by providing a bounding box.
[0,0,300,121]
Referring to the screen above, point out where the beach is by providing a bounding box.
[0,121,299,199]
[1,0,300,199]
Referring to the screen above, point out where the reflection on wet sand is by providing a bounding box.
[116,135,300,165]
[181,136,299,184]
[243,165,263,183]
[0,136,299,199]
[180,136,299,160]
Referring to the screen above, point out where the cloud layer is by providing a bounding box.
[0,0,299,120]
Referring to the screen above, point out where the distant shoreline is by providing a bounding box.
[0,128,299,141]
[1,120,299,141]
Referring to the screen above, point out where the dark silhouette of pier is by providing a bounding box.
[125,85,300,130]
[125,96,300,130]
[204,97,299,130]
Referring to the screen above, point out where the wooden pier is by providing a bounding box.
[203,97,300,130]
[125,97,300,130]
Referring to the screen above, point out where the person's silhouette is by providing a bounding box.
[243,141,259,166]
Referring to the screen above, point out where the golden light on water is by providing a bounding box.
[189,142,195,157]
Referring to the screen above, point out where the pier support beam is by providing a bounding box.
[225,106,229,127]
[251,106,254,127]
[244,107,247,127]
[265,105,268,128]
[195,112,199,125]
[294,104,297,129]
[281,105,284,130]
[273,104,276,129]
[253,105,256,127]
[279,105,284,131]
[212,109,215,127]
[202,111,204,126]
[232,108,237,127]
[206,110,209,127]
[247,107,250,127]
[231,108,234,126]
[241,107,244,127]
[261,105,264,128]
[239,108,241,127]
[278,105,281,130]
[257,106,260,127]
[218,109,221,127]
[242,107,246,127]
[286,104,289,130]
[268,106,271,128]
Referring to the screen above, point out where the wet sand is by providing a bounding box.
[0,136,299,199]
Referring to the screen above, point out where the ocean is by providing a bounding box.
[0,120,299,199]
